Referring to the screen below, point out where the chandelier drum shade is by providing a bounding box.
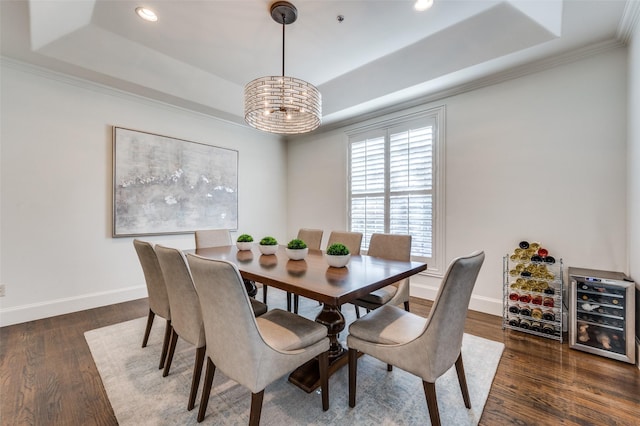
[244,1,321,134]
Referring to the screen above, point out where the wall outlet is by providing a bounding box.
[0,284,5,297]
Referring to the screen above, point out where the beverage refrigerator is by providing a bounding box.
[568,267,636,364]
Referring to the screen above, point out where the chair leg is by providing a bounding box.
[387,364,393,371]
[404,300,410,312]
[319,351,329,411]
[294,294,299,314]
[249,390,265,426]
[423,381,441,426]
[262,284,268,304]
[354,305,360,319]
[286,292,292,312]
[188,346,206,411]
[455,353,472,408]
[163,329,179,377]
[142,310,155,348]
[159,320,172,370]
[348,348,358,408]
[197,357,216,423]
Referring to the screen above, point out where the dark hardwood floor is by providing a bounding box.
[1,296,638,425]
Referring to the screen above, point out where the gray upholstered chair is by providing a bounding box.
[155,245,206,411]
[290,228,324,313]
[297,228,324,250]
[352,233,411,318]
[326,230,363,255]
[156,246,266,412]
[347,251,485,426]
[194,228,232,248]
[133,239,172,370]
[186,254,330,424]
[195,228,258,298]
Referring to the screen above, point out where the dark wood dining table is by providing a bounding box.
[191,244,427,392]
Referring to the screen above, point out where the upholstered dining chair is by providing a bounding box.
[290,228,324,313]
[186,254,330,425]
[156,245,268,411]
[352,233,411,318]
[155,245,206,411]
[297,228,324,250]
[133,239,172,370]
[194,228,232,248]
[195,228,258,298]
[326,230,363,255]
[347,251,485,426]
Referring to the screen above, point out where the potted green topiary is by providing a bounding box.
[259,236,279,255]
[325,242,350,267]
[236,233,254,251]
[285,238,308,260]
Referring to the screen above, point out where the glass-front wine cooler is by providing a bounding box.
[569,267,636,364]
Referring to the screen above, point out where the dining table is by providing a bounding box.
[190,244,427,392]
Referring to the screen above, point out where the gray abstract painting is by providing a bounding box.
[113,127,238,237]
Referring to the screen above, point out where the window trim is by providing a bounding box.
[346,105,446,277]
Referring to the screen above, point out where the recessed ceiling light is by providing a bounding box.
[414,0,434,12]
[135,7,158,22]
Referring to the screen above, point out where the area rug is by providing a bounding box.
[85,290,504,425]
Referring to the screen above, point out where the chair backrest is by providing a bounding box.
[327,231,363,255]
[421,251,485,379]
[194,229,232,249]
[297,228,323,250]
[133,239,170,319]
[155,245,205,348]
[367,233,411,261]
[186,253,267,389]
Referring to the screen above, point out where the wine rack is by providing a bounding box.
[503,253,563,342]
[569,267,636,364]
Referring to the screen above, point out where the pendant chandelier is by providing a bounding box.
[244,1,321,135]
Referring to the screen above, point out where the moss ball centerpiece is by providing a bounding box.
[258,236,279,255]
[236,234,254,251]
[325,243,351,268]
[285,238,309,260]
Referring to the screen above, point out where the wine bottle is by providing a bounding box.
[531,308,543,320]
[519,294,532,304]
[542,310,555,321]
[519,319,532,329]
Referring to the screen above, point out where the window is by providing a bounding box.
[348,106,445,274]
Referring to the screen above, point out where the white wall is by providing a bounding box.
[628,10,640,284]
[288,47,628,315]
[0,61,287,326]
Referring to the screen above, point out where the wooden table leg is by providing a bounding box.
[288,304,347,392]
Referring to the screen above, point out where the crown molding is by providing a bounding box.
[307,38,625,137]
[0,56,247,129]
[617,0,640,45]
[1,36,626,142]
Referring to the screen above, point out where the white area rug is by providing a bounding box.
[85,290,503,425]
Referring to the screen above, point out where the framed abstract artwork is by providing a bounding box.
[112,127,238,237]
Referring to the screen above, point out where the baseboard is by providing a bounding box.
[0,285,147,327]
[411,283,502,317]
[1,282,502,327]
